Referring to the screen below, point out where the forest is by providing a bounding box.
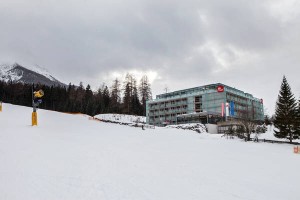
[0,74,152,116]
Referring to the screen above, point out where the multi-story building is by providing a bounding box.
[146,83,264,127]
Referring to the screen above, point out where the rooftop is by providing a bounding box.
[154,83,261,101]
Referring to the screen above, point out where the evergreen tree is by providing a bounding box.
[102,85,110,113]
[66,83,77,112]
[123,82,131,114]
[84,84,94,115]
[273,76,298,143]
[131,80,142,115]
[76,82,85,113]
[264,115,272,126]
[122,73,135,114]
[139,75,152,116]
[294,99,300,139]
[94,87,103,114]
[110,78,121,113]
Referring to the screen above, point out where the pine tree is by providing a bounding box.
[273,76,298,143]
[294,99,300,139]
[102,85,110,113]
[131,81,142,115]
[94,87,103,114]
[84,84,95,115]
[122,83,130,114]
[110,78,121,113]
[122,73,134,114]
[139,75,152,116]
[264,115,272,126]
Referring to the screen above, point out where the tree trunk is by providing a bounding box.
[247,132,251,141]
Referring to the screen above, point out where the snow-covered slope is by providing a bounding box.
[94,114,146,124]
[0,63,20,82]
[257,125,300,142]
[166,123,207,133]
[0,63,65,86]
[0,103,300,200]
[25,64,56,81]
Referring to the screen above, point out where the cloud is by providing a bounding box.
[0,0,299,114]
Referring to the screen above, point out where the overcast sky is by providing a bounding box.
[1,0,300,114]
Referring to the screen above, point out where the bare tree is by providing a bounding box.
[239,119,257,141]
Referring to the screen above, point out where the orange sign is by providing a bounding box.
[294,146,299,154]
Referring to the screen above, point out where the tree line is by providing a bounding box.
[0,73,152,116]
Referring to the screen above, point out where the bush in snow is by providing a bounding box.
[166,123,207,134]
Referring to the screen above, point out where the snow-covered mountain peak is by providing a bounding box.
[26,64,56,81]
[0,62,65,86]
[0,63,23,82]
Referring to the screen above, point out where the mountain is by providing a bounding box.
[0,63,66,87]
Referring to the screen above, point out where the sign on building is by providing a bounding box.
[217,85,224,93]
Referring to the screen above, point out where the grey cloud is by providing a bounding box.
[0,0,299,114]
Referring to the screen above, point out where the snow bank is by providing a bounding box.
[257,125,300,142]
[94,113,146,125]
[166,123,207,133]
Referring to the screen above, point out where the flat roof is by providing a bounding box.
[152,83,261,102]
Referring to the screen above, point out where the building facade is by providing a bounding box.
[146,83,264,126]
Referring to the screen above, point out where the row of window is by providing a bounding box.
[149,112,187,119]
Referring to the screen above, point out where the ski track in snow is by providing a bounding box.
[0,103,300,200]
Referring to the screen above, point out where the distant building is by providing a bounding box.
[146,83,264,130]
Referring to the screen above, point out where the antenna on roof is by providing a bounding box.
[164,86,169,94]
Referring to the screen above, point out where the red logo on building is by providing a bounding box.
[217,85,224,92]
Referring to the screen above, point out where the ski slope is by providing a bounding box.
[0,103,299,200]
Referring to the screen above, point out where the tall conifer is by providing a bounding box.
[294,99,300,139]
[139,75,152,116]
[273,76,298,143]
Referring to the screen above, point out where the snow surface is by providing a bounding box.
[257,125,300,142]
[95,114,146,124]
[0,63,22,82]
[0,103,300,200]
[166,123,207,133]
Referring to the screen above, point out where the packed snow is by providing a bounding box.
[0,103,300,200]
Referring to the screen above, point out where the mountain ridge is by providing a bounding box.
[0,63,66,87]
